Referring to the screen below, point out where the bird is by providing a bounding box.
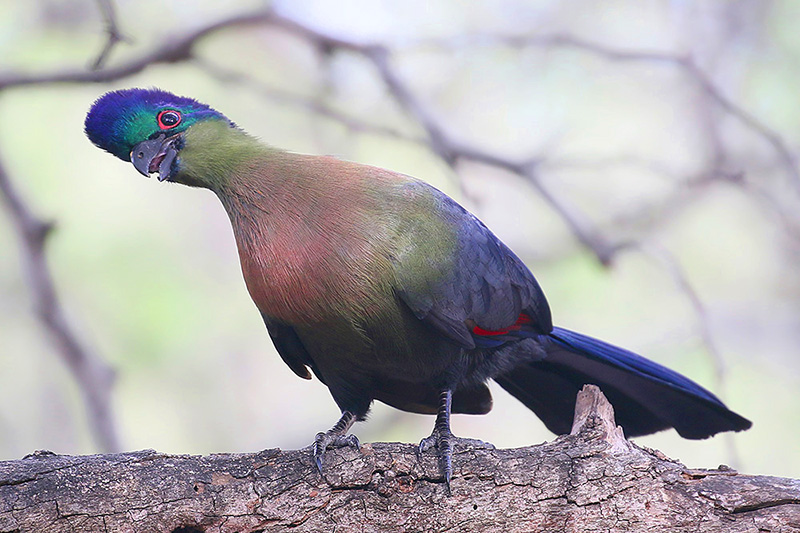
[85,88,751,488]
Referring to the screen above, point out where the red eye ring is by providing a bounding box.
[157,109,182,129]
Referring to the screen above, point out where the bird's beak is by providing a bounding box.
[130,134,180,182]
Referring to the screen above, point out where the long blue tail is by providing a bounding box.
[494,327,751,439]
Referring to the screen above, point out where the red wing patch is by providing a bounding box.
[472,313,532,336]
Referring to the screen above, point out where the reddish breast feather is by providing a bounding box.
[234,203,394,325]
[238,221,372,324]
[228,154,407,324]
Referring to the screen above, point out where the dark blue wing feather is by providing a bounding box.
[549,327,724,405]
[395,182,552,348]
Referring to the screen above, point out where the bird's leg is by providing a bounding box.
[418,389,456,489]
[312,410,360,473]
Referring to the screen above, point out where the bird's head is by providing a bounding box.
[85,88,231,183]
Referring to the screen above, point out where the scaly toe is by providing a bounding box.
[312,431,361,473]
[336,434,360,448]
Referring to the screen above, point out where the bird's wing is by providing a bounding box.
[393,182,552,349]
[261,313,316,381]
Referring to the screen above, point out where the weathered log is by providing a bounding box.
[1,386,798,532]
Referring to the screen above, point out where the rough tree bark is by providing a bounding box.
[1,386,798,532]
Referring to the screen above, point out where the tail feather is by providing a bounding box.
[495,327,751,439]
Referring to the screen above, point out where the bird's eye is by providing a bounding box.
[157,110,181,129]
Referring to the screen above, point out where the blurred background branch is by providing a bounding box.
[90,0,128,70]
[0,156,119,452]
[0,0,797,477]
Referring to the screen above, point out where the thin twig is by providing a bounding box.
[635,242,728,383]
[194,58,422,143]
[91,0,128,70]
[633,241,742,468]
[0,9,277,90]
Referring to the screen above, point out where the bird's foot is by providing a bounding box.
[418,427,455,490]
[418,432,495,491]
[312,430,360,473]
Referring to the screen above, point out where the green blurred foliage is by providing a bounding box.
[1,0,799,479]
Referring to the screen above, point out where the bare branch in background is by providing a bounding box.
[635,243,728,383]
[0,9,276,90]
[633,241,744,467]
[422,33,800,198]
[0,156,120,453]
[194,58,423,143]
[91,0,128,70]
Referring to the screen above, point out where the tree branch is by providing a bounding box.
[193,58,422,143]
[0,387,795,532]
[0,9,277,90]
[0,157,120,453]
[415,33,800,195]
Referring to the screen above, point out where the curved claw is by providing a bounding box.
[418,434,437,455]
[313,431,361,473]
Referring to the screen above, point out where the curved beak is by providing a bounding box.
[130,134,180,182]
